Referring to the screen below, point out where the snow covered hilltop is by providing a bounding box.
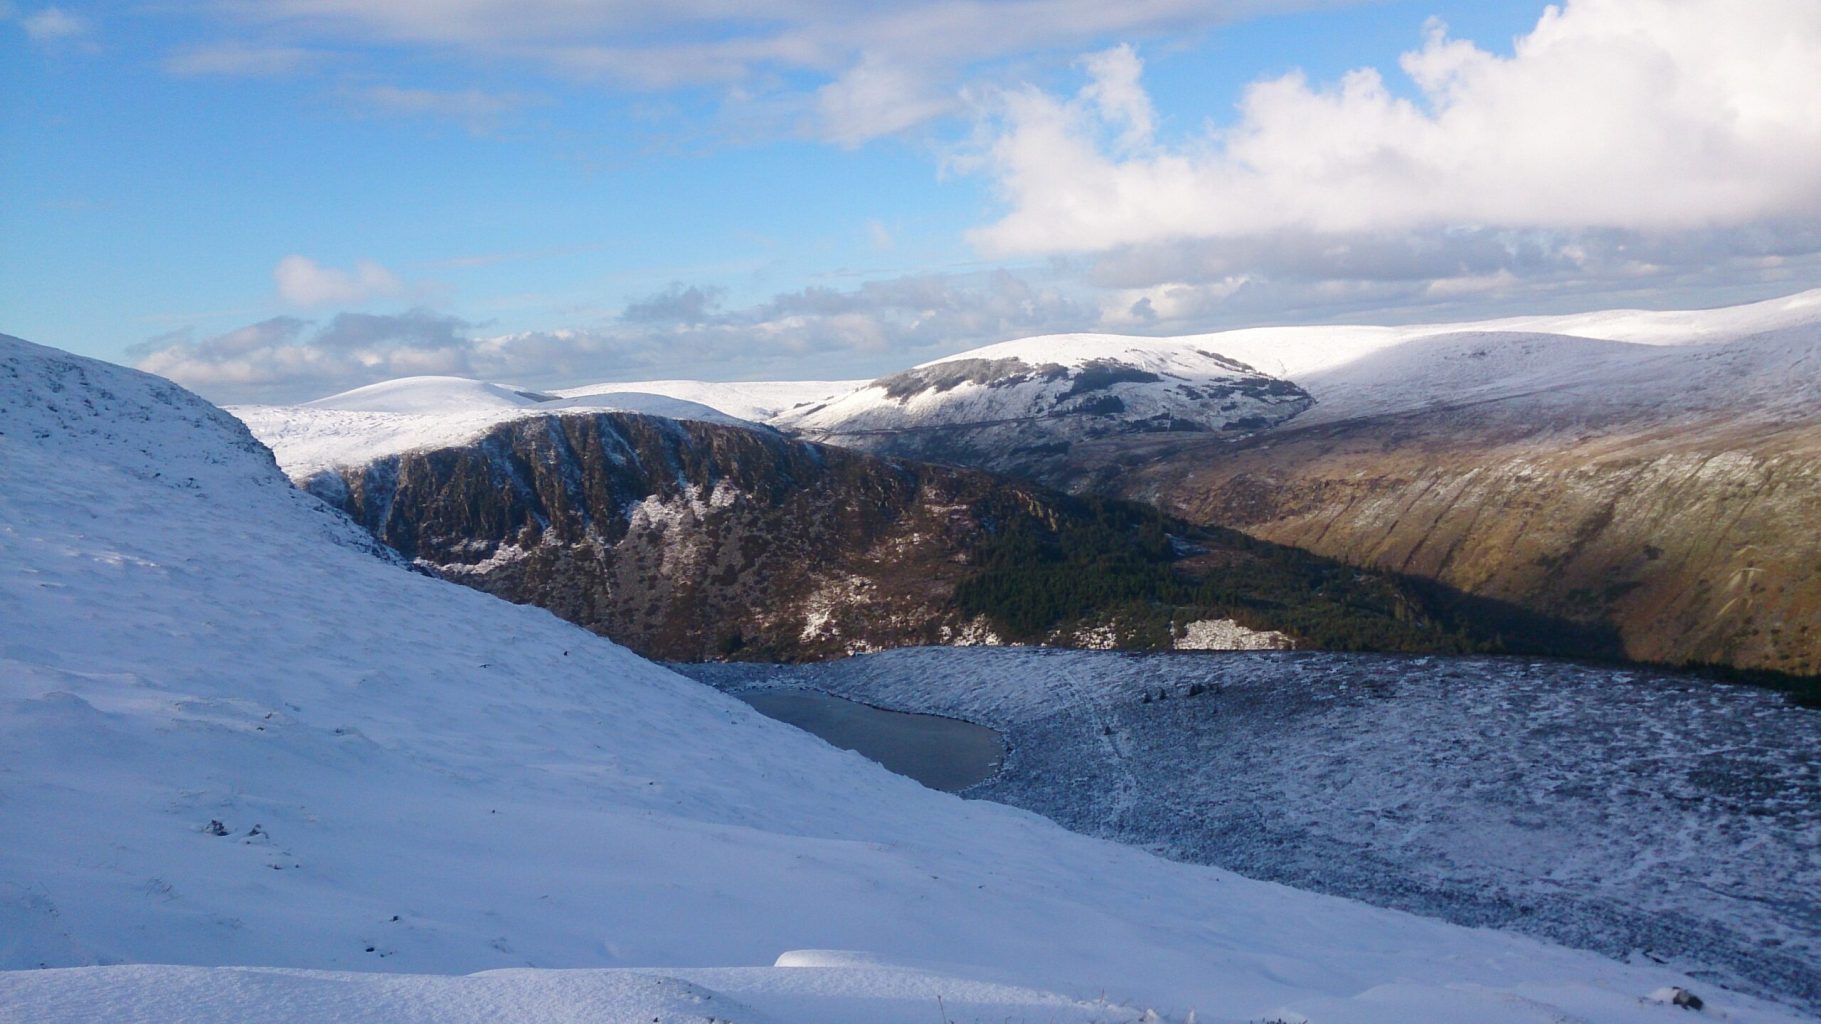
[5,336,1814,1020]
[772,342,1312,479]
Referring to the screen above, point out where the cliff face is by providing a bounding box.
[306,412,1063,660]
[303,409,1560,663]
[1121,409,1821,675]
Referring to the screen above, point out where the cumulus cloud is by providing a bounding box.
[274,255,406,307]
[619,283,726,325]
[134,270,1093,402]
[1086,223,1821,331]
[131,311,477,402]
[19,5,85,42]
[966,1,1821,254]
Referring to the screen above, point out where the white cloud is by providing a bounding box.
[1099,277,1249,327]
[133,270,1094,402]
[190,1,1338,139]
[1076,44,1153,152]
[130,311,473,400]
[274,255,405,307]
[816,54,957,147]
[19,5,85,42]
[967,0,1821,255]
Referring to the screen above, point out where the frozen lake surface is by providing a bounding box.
[733,687,1004,792]
[679,648,1821,1013]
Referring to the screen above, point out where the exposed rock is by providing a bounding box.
[1175,618,1293,651]
[1649,986,1706,1010]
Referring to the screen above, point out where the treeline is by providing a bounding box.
[953,495,1623,659]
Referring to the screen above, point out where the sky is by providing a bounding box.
[3,0,1819,402]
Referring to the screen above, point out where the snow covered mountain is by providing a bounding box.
[775,288,1821,467]
[12,333,1806,1020]
[554,377,862,422]
[747,289,1821,675]
[773,341,1312,478]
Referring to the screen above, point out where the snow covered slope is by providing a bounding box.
[783,287,1821,429]
[304,376,562,412]
[232,376,767,481]
[1022,286,1821,384]
[555,378,861,422]
[773,342,1312,476]
[4,335,1809,1021]
[766,289,1821,493]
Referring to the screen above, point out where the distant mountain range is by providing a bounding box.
[232,288,1821,676]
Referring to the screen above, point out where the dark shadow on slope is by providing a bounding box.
[952,494,1627,661]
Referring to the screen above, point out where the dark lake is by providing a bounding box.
[734,687,1004,793]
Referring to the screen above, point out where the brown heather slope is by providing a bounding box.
[1116,407,1821,675]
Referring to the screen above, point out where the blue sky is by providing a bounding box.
[4,0,1819,401]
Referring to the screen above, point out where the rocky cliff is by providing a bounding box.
[297,409,1557,662]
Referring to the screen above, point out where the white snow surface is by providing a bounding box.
[768,287,1821,442]
[773,342,1296,437]
[936,287,1821,382]
[231,376,856,483]
[303,376,562,412]
[1175,618,1293,651]
[3,335,1812,1022]
[555,378,861,422]
[231,378,772,482]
